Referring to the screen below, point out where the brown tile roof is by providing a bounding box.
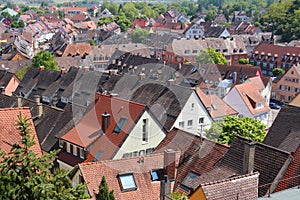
[197,172,259,200]
[62,43,92,57]
[61,93,146,148]
[0,107,42,157]
[187,136,293,197]
[234,81,270,115]
[79,151,180,199]
[264,105,300,153]
[195,87,238,119]
[154,128,229,194]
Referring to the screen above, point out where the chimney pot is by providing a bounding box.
[139,73,146,80]
[101,112,110,133]
[61,67,67,74]
[83,66,89,72]
[17,96,22,107]
[39,66,45,71]
[34,95,43,118]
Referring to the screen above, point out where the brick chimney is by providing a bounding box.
[242,141,255,174]
[101,112,110,133]
[164,149,176,180]
[160,175,171,200]
[61,67,67,74]
[139,73,146,80]
[168,79,175,87]
[83,66,89,72]
[17,96,22,107]
[39,66,44,71]
[34,95,43,118]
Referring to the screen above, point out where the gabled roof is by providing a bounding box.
[154,128,229,194]
[0,69,15,88]
[187,136,293,197]
[79,151,180,199]
[0,107,42,156]
[264,105,300,153]
[61,93,146,148]
[195,87,238,119]
[204,26,227,38]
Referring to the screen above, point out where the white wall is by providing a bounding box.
[57,159,73,172]
[113,111,166,159]
[220,29,230,38]
[172,91,213,136]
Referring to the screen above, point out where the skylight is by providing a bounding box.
[181,171,200,186]
[212,104,218,110]
[119,173,137,191]
[93,150,103,162]
[151,171,159,181]
[114,117,127,133]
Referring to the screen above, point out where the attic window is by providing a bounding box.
[181,171,200,187]
[114,117,127,133]
[212,104,218,110]
[151,170,159,181]
[119,173,137,192]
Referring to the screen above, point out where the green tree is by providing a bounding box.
[115,13,132,32]
[171,192,188,200]
[0,113,85,199]
[98,16,114,26]
[96,176,115,200]
[121,2,139,22]
[205,116,266,145]
[196,48,228,65]
[151,3,167,14]
[131,28,150,43]
[141,6,159,18]
[89,39,97,46]
[32,50,58,70]
[272,68,285,77]
[238,58,250,64]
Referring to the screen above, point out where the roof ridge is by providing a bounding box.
[254,141,292,155]
[96,93,146,108]
[0,107,30,111]
[200,171,259,186]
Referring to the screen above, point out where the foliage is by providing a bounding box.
[131,28,150,43]
[0,113,85,199]
[89,39,97,46]
[101,1,119,15]
[272,68,285,77]
[98,16,114,26]
[196,48,228,65]
[238,58,249,64]
[171,192,188,200]
[205,116,266,145]
[121,2,139,22]
[96,176,115,200]
[151,3,167,15]
[32,50,59,71]
[114,13,132,32]
[15,65,31,80]
[141,6,159,18]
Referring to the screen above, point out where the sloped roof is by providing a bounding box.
[61,93,146,148]
[79,151,180,199]
[0,107,42,156]
[62,43,92,57]
[263,105,300,153]
[195,87,238,119]
[0,69,14,88]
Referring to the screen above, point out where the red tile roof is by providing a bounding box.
[79,151,180,199]
[62,43,92,57]
[195,87,238,119]
[0,107,42,157]
[61,93,146,148]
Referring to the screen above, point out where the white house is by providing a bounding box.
[223,80,270,125]
[183,23,204,39]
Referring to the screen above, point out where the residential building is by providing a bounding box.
[204,26,230,38]
[71,150,180,199]
[62,6,87,16]
[249,43,300,76]
[223,80,270,124]
[234,11,250,22]
[183,23,204,39]
[14,32,34,59]
[62,43,92,57]
[272,65,300,103]
[98,8,113,18]
[0,69,20,96]
[57,93,166,171]
[0,107,42,156]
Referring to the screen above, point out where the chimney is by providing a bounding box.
[17,96,22,107]
[164,149,176,180]
[160,175,171,200]
[178,63,182,70]
[168,79,175,87]
[83,66,89,72]
[101,112,110,133]
[61,67,67,74]
[34,95,43,118]
[39,66,45,71]
[109,70,115,76]
[242,141,255,174]
[139,73,146,80]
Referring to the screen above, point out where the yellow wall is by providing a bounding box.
[189,187,206,200]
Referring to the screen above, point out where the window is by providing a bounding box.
[192,50,197,54]
[191,103,194,110]
[146,148,154,155]
[187,120,193,127]
[288,96,292,101]
[184,50,190,54]
[73,145,77,156]
[93,150,103,162]
[179,121,184,128]
[66,142,70,153]
[59,139,64,148]
[114,117,127,133]
[80,148,84,159]
[199,117,204,124]
[181,171,200,186]
[142,119,148,143]
[119,174,137,191]
[151,171,159,181]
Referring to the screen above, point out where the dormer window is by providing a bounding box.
[290,56,293,61]
[184,50,190,54]
[59,139,65,148]
[80,148,84,159]
[119,173,137,192]
[265,56,268,60]
[114,117,127,133]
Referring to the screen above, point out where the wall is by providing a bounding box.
[113,111,166,159]
[5,75,20,96]
[57,159,73,171]
[189,187,206,200]
[172,91,212,136]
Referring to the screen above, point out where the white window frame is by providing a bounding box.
[73,145,77,156]
[80,148,84,159]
